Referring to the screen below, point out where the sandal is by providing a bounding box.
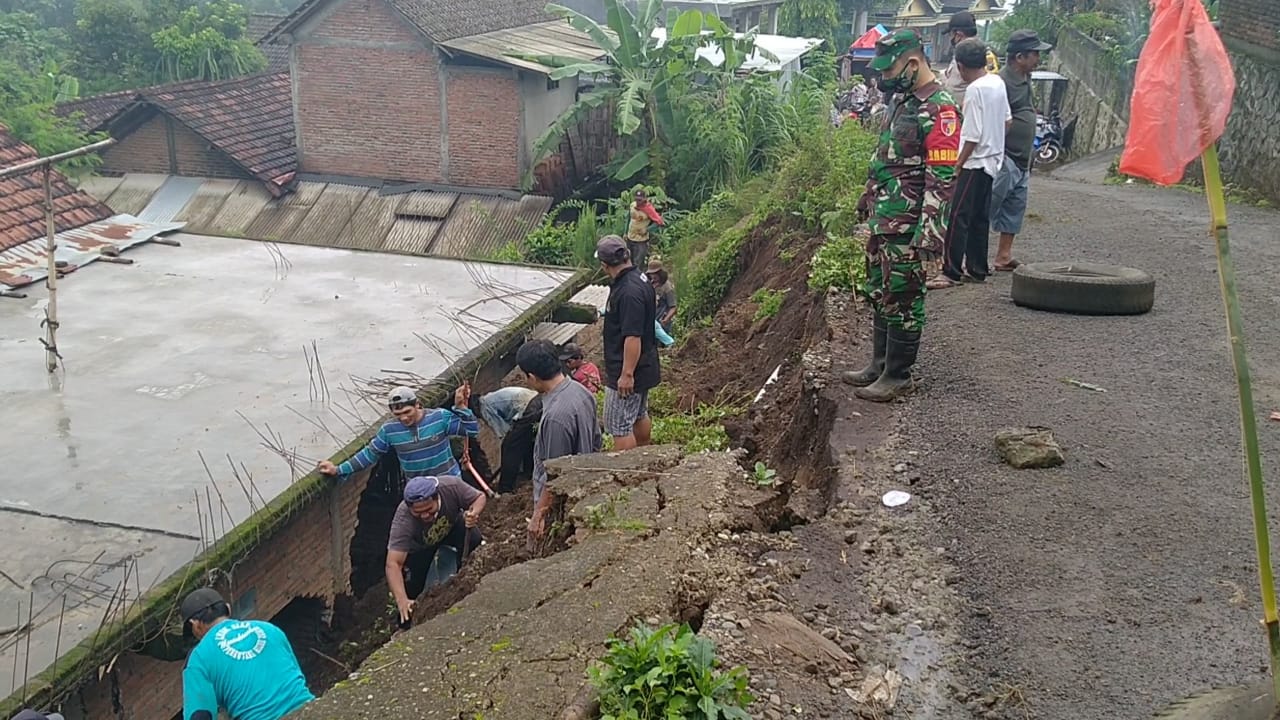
[926,276,959,289]
[993,259,1021,272]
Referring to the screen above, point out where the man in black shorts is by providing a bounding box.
[595,235,661,450]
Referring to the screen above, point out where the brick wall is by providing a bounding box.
[445,66,521,189]
[1220,0,1280,51]
[100,113,245,180]
[76,470,370,720]
[293,0,443,182]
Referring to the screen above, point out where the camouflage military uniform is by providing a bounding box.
[857,81,959,332]
[843,28,959,403]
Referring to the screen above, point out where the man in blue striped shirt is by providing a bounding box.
[317,385,478,480]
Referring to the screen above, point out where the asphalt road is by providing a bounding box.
[901,176,1280,719]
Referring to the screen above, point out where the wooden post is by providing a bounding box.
[43,165,59,373]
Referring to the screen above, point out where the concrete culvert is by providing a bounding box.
[1153,682,1277,720]
[1011,261,1156,315]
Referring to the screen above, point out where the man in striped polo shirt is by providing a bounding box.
[318,385,479,481]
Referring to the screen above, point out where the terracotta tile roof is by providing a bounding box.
[148,72,297,192]
[247,13,291,71]
[0,126,114,253]
[56,90,141,132]
[264,0,554,43]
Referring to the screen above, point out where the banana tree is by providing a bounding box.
[517,0,768,187]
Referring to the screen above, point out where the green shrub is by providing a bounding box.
[808,233,866,292]
[750,287,788,321]
[589,623,752,720]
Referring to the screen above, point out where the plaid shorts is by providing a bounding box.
[603,387,649,437]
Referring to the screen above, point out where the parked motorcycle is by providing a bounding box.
[1034,112,1065,165]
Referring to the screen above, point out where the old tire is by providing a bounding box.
[1011,261,1155,315]
[1154,683,1276,720]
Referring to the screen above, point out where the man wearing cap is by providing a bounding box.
[179,588,314,720]
[317,384,478,482]
[386,475,486,624]
[991,28,1052,271]
[939,12,999,107]
[648,260,678,334]
[846,28,958,402]
[627,189,665,272]
[516,339,602,539]
[595,235,661,449]
[473,386,541,493]
[560,342,603,394]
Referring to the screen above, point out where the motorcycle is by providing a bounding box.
[1034,112,1065,165]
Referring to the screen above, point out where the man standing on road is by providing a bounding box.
[934,38,1011,287]
[517,339,602,540]
[179,588,314,720]
[473,386,542,494]
[991,29,1052,272]
[316,385,478,481]
[596,235,661,446]
[385,475,486,625]
[843,29,958,402]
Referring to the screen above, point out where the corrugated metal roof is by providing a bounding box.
[396,191,457,219]
[441,20,606,74]
[172,178,240,231]
[243,180,323,241]
[571,283,609,309]
[103,174,169,216]
[76,175,125,200]
[432,194,551,259]
[335,192,398,250]
[73,172,556,262]
[384,217,444,254]
[0,214,184,289]
[138,176,204,223]
[200,181,273,236]
[529,321,587,346]
[285,183,369,245]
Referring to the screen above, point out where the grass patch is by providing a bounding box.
[808,233,866,292]
[750,287,788,321]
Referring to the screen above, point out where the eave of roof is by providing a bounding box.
[440,20,607,74]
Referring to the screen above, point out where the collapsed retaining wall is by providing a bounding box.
[0,268,592,720]
[1218,39,1280,203]
[295,447,784,720]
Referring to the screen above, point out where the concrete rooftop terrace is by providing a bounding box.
[0,233,575,696]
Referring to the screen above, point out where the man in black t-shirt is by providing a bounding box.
[595,235,661,450]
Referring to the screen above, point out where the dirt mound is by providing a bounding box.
[667,220,837,511]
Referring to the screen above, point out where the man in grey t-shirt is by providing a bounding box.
[991,29,1051,271]
[385,475,486,624]
[515,339,602,540]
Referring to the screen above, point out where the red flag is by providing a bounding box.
[1118,0,1235,185]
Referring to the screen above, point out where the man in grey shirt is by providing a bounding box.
[515,339,602,539]
[990,28,1051,271]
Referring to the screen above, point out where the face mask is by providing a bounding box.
[880,60,918,94]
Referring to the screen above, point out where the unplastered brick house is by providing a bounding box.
[263,0,604,190]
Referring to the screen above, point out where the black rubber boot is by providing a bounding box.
[855,327,920,402]
[841,315,887,387]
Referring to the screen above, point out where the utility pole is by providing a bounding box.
[0,137,114,373]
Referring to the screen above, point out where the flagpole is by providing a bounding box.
[1200,144,1280,699]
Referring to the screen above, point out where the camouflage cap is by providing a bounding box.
[870,28,924,72]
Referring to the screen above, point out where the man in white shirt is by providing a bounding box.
[935,38,1012,286]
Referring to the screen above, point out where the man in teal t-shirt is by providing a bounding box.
[180,588,315,720]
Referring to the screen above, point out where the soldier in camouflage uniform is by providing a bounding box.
[843,29,959,402]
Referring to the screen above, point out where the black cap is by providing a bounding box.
[946,11,977,33]
[558,342,584,361]
[594,235,630,266]
[180,588,226,638]
[1007,29,1053,53]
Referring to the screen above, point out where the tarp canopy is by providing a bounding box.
[849,24,889,57]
